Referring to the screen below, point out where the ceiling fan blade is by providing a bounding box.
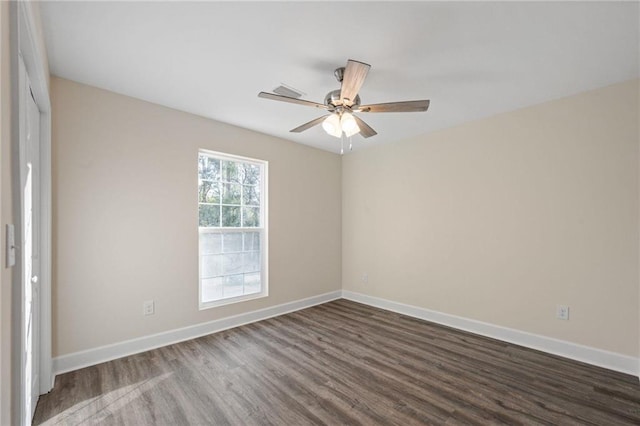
[340,60,370,106]
[357,100,430,113]
[258,92,328,109]
[353,115,377,138]
[290,115,331,133]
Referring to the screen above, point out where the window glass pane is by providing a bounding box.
[222,161,241,183]
[223,274,244,298]
[199,204,220,227]
[199,232,222,255]
[243,273,261,294]
[222,232,243,252]
[199,181,220,203]
[242,251,261,273]
[242,207,260,227]
[221,206,240,227]
[243,185,260,206]
[199,157,220,181]
[243,232,260,251]
[201,278,223,303]
[201,254,223,278]
[222,253,244,276]
[242,164,260,185]
[222,183,241,205]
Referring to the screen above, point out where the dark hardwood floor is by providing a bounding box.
[34,299,640,425]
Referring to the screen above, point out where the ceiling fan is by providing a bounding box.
[258,59,430,147]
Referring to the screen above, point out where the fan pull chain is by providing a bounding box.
[340,133,344,155]
[349,136,353,151]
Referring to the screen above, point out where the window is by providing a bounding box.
[198,150,268,308]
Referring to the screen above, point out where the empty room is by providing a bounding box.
[1,1,639,425]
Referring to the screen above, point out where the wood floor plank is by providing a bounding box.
[34,300,640,425]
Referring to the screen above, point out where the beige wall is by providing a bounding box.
[343,79,639,357]
[50,75,640,362]
[51,77,342,357]
[0,2,13,423]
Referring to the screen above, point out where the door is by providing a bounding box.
[20,55,41,423]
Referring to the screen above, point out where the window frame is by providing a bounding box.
[198,149,269,310]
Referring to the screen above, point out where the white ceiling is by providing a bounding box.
[40,1,639,153]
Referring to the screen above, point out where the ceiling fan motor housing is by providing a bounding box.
[324,89,361,111]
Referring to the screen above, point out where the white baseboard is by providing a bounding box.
[342,290,639,377]
[53,290,342,376]
[53,289,638,380]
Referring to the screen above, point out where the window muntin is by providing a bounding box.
[198,151,267,308]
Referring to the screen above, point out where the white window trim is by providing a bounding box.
[197,149,269,310]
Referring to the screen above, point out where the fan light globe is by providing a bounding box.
[322,114,342,138]
[341,112,360,137]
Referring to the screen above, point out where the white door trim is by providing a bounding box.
[10,1,52,424]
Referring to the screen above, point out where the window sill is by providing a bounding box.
[199,291,268,310]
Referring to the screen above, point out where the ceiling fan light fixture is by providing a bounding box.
[340,112,360,137]
[259,59,429,143]
[322,114,342,138]
[344,126,360,138]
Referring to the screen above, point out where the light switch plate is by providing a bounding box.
[6,224,15,267]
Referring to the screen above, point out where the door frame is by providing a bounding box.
[10,1,52,424]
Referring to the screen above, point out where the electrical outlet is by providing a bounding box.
[556,305,569,320]
[361,273,368,283]
[143,300,155,316]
